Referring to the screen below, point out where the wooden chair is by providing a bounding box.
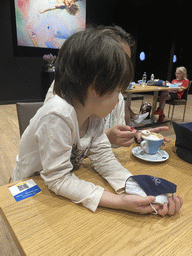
[166,81,191,122]
[16,102,43,137]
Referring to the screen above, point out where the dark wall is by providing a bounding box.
[0,0,44,103]
[112,0,192,87]
[1,0,191,104]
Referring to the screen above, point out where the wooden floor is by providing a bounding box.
[0,95,191,187]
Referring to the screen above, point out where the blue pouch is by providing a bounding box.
[125,175,177,205]
[128,175,177,196]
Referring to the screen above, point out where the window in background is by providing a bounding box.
[173,55,177,63]
[140,51,145,61]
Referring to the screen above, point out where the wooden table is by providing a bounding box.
[125,85,186,123]
[0,140,192,255]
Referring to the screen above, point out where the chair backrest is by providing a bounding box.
[16,102,43,137]
[182,80,192,99]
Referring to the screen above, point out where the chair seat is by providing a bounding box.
[166,99,187,105]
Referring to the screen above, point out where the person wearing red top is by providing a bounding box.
[170,78,189,100]
[154,66,189,123]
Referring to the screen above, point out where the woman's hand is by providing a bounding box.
[118,194,160,214]
[99,191,160,214]
[157,194,183,216]
[106,125,170,147]
[99,191,183,216]
[105,125,137,147]
[135,126,170,144]
[119,194,183,216]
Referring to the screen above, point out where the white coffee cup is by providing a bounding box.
[140,130,164,155]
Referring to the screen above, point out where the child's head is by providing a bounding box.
[54,27,133,106]
[94,25,135,55]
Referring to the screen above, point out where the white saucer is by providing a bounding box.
[132,146,169,162]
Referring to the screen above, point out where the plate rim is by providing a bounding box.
[132,146,169,162]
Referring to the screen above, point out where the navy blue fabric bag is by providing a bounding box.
[127,175,177,196]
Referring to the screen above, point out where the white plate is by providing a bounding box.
[132,146,169,162]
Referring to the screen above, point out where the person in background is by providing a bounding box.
[154,67,189,123]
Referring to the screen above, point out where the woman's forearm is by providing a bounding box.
[99,190,122,209]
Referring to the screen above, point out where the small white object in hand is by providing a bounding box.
[142,130,150,136]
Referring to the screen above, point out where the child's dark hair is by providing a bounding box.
[54,27,133,106]
[95,25,135,54]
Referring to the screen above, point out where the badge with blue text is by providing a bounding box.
[8,179,42,202]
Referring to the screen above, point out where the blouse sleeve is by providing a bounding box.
[88,129,132,194]
[104,93,126,129]
[35,114,104,212]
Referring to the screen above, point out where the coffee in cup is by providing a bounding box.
[140,130,164,155]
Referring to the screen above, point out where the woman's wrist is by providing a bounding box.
[99,190,122,210]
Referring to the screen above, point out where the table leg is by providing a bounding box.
[126,91,132,108]
[151,91,158,121]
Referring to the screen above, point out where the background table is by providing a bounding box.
[125,85,186,123]
[0,140,192,255]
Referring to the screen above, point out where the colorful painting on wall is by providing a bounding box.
[14,0,86,49]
